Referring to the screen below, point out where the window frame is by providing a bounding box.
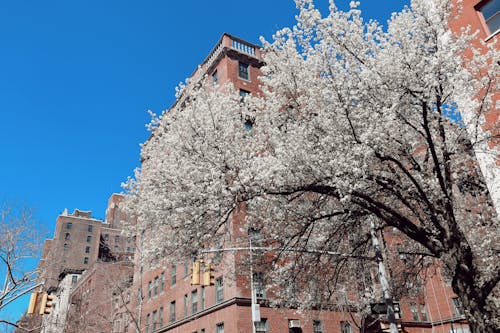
[200,286,205,311]
[159,306,163,327]
[420,303,429,321]
[216,322,224,333]
[238,61,249,80]
[410,302,420,321]
[153,276,159,296]
[191,289,198,314]
[255,318,269,333]
[152,310,157,331]
[253,272,266,299]
[212,70,218,84]
[452,297,465,316]
[215,277,224,303]
[169,301,176,323]
[341,321,353,333]
[183,294,188,317]
[171,265,177,285]
[476,0,500,36]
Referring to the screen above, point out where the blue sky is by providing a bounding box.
[0,0,409,325]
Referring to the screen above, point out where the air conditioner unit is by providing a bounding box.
[289,320,301,328]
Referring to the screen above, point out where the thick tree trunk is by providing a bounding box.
[452,278,498,333]
[448,240,499,333]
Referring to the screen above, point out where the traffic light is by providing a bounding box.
[191,259,201,285]
[202,262,215,286]
[27,292,39,314]
[39,293,55,315]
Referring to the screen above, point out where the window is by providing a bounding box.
[115,235,120,243]
[450,328,470,333]
[66,222,72,229]
[65,233,70,240]
[201,329,205,333]
[63,243,69,251]
[88,224,93,232]
[160,272,165,293]
[248,228,262,246]
[191,290,198,314]
[239,88,250,101]
[145,314,150,333]
[244,119,254,132]
[152,310,158,331]
[154,276,159,296]
[183,294,188,317]
[104,234,109,241]
[71,275,78,285]
[452,297,465,316]
[341,322,353,333]
[184,261,189,277]
[148,281,152,299]
[215,277,224,303]
[253,272,266,299]
[477,0,500,35]
[238,62,249,80]
[212,70,218,84]
[410,302,420,321]
[420,303,428,321]
[216,323,224,333]
[85,246,90,253]
[159,307,163,327]
[200,286,205,310]
[313,320,323,333]
[171,265,177,285]
[255,318,268,333]
[169,301,176,323]
[83,257,89,264]
[86,235,92,243]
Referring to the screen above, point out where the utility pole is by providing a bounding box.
[370,218,398,333]
[249,236,257,333]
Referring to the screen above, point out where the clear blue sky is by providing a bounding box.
[0,0,409,326]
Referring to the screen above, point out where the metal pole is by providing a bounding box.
[370,218,398,333]
[249,237,256,333]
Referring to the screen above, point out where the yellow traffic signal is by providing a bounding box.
[191,260,201,285]
[202,262,215,286]
[27,292,39,314]
[39,293,55,315]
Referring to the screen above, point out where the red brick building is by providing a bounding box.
[449,0,499,214]
[132,33,478,333]
[22,194,135,333]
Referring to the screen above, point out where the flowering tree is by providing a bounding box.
[124,0,499,332]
